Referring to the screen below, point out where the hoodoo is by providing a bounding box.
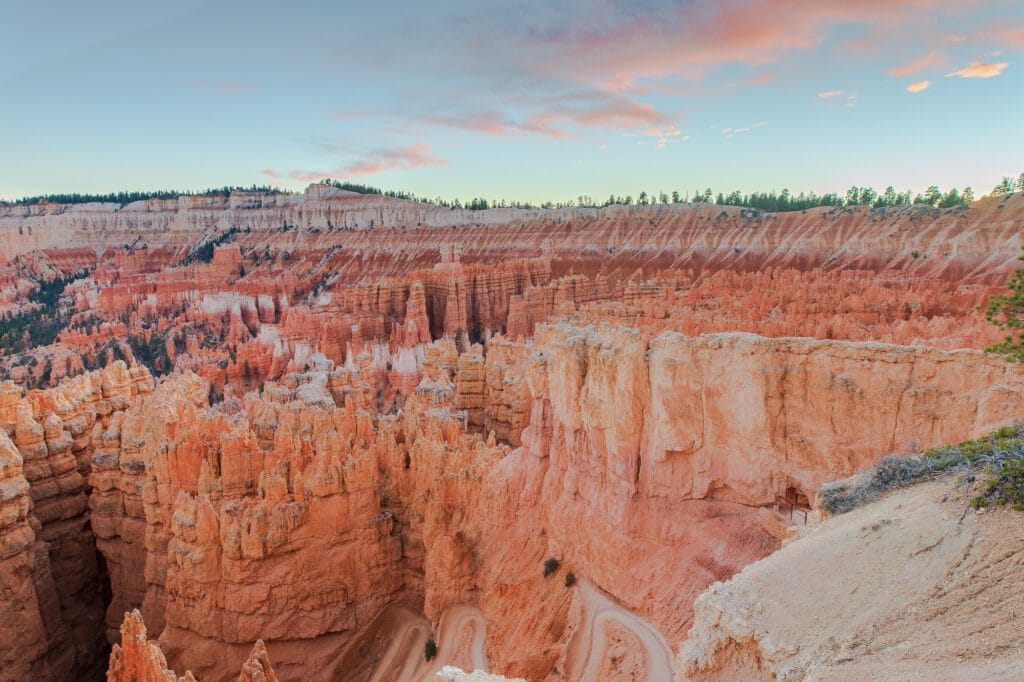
[1,187,1023,680]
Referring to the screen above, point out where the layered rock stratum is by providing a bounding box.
[0,185,1022,680]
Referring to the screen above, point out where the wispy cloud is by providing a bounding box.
[531,0,946,92]
[906,79,932,92]
[188,79,260,93]
[644,125,682,137]
[817,90,845,99]
[945,61,1009,78]
[887,52,943,77]
[331,90,673,139]
[261,143,446,181]
[747,71,778,85]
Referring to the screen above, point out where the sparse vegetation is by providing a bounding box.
[1,185,281,207]
[179,227,240,266]
[423,638,437,661]
[818,426,1024,515]
[126,331,173,375]
[0,271,84,354]
[564,571,576,587]
[985,247,1024,362]
[543,557,560,577]
[990,173,1024,196]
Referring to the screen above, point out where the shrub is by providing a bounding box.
[972,457,1024,511]
[818,426,1024,514]
[564,571,576,587]
[543,557,560,578]
[424,638,437,661]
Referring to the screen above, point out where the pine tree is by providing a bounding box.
[938,187,962,208]
[986,249,1024,362]
[992,177,1015,195]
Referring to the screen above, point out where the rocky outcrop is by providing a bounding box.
[0,429,63,680]
[435,666,525,682]
[106,610,277,682]
[675,477,1024,680]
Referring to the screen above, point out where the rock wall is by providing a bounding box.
[0,362,154,680]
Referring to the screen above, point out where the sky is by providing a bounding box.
[1,0,1022,203]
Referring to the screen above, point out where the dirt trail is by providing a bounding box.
[367,609,431,682]
[564,580,676,681]
[412,605,489,682]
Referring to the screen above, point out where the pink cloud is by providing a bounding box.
[411,91,672,139]
[261,143,447,181]
[331,90,673,139]
[747,71,779,85]
[419,112,531,136]
[887,51,943,77]
[817,89,844,99]
[946,61,1009,78]
[906,79,932,92]
[525,1,946,90]
[644,126,682,137]
[995,26,1024,48]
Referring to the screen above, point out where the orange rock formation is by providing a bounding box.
[0,187,1021,681]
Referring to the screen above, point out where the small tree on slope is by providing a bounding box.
[985,249,1024,362]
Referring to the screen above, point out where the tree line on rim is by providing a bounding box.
[3,174,1021,214]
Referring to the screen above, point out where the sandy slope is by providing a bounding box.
[677,476,1024,680]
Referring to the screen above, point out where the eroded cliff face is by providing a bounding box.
[496,324,1024,666]
[67,327,1024,680]
[0,362,154,680]
[4,189,1023,287]
[0,189,1022,681]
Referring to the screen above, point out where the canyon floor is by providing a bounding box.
[1,184,1023,681]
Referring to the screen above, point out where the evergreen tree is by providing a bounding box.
[986,249,1024,362]
[938,187,962,208]
[993,177,1016,195]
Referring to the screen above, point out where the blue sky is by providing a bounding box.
[1,0,1021,202]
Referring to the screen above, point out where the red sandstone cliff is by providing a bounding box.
[0,189,1022,681]
[0,362,154,680]
[71,328,1024,680]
